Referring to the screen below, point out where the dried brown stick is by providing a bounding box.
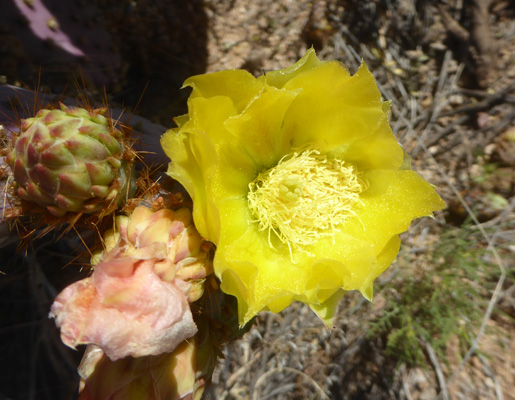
[425,115,470,148]
[456,88,515,102]
[471,0,497,88]
[438,110,514,156]
[437,4,469,42]
[439,83,515,117]
[425,341,449,400]
[437,0,497,87]
[425,84,515,148]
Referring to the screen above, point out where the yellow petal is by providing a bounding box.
[329,102,404,171]
[359,235,401,300]
[260,47,323,89]
[224,85,300,167]
[161,128,206,235]
[216,197,308,322]
[279,60,385,151]
[162,96,239,241]
[309,290,345,327]
[348,169,446,253]
[184,69,264,113]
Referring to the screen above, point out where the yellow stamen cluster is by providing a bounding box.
[247,149,365,254]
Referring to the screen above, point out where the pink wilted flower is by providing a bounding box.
[50,206,213,360]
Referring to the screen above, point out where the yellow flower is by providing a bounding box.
[161,49,445,326]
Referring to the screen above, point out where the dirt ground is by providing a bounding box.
[0,0,514,399]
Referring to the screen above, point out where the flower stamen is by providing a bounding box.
[247,148,365,254]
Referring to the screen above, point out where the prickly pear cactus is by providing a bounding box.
[5,104,134,217]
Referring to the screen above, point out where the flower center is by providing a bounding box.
[247,148,365,253]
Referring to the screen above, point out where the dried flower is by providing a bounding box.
[50,206,212,360]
